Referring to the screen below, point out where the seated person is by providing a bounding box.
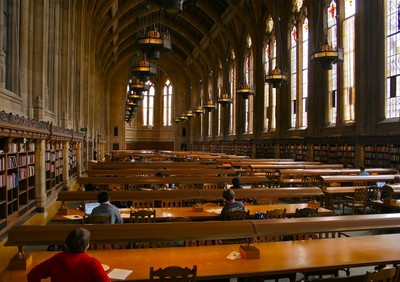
[91,191,123,224]
[220,189,245,220]
[231,177,242,189]
[27,227,110,282]
[358,167,370,176]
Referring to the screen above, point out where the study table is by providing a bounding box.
[2,233,400,281]
[318,175,399,187]
[51,203,334,223]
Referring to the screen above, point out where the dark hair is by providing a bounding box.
[223,189,235,201]
[97,191,110,203]
[360,167,365,171]
[66,228,90,253]
[232,178,241,188]
[85,183,98,191]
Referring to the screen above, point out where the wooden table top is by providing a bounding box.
[3,233,400,281]
[319,174,399,183]
[52,204,334,223]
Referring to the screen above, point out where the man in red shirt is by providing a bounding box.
[27,227,110,282]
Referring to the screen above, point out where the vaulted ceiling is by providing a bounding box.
[87,0,280,82]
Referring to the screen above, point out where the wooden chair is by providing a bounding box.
[342,187,368,215]
[130,210,156,223]
[203,183,218,190]
[150,265,197,282]
[265,169,280,187]
[162,199,183,208]
[223,209,249,220]
[265,208,286,219]
[131,200,154,209]
[365,266,396,282]
[294,207,318,218]
[83,215,111,224]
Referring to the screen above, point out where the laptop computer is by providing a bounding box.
[84,202,100,215]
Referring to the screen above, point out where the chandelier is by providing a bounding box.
[236,83,255,99]
[311,0,343,70]
[217,93,232,106]
[202,100,216,112]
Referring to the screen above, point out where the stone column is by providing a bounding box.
[34,140,46,212]
[62,141,70,190]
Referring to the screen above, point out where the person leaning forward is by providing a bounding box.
[91,191,123,224]
[27,227,110,282]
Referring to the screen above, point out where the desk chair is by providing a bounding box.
[294,207,318,218]
[342,187,368,215]
[131,200,154,209]
[203,183,218,189]
[223,209,249,220]
[83,215,111,224]
[365,266,396,282]
[162,199,183,208]
[130,210,156,223]
[150,265,197,282]
[265,208,286,219]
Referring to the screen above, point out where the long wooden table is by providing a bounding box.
[51,203,335,223]
[57,188,324,203]
[3,234,400,281]
[319,175,399,187]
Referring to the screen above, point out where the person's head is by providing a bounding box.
[66,227,91,253]
[232,178,241,188]
[360,167,365,172]
[97,191,110,204]
[223,189,235,202]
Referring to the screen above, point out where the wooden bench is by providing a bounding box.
[6,213,400,269]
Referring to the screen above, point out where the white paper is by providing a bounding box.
[205,208,222,214]
[226,251,241,260]
[108,268,133,280]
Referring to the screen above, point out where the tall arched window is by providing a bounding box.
[207,77,213,137]
[163,79,172,126]
[290,0,308,129]
[143,81,154,127]
[386,0,400,118]
[229,50,236,135]
[301,18,309,127]
[264,17,277,131]
[327,0,355,124]
[290,25,298,128]
[244,35,254,134]
[217,62,223,136]
[327,0,338,124]
[343,0,355,122]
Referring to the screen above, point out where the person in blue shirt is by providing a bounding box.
[220,189,245,220]
[231,177,243,189]
[91,191,123,224]
[358,167,370,176]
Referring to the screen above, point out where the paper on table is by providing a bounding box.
[205,208,222,214]
[108,268,133,280]
[226,252,241,260]
[63,215,82,220]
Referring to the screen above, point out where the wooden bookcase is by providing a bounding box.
[45,141,64,197]
[69,142,78,177]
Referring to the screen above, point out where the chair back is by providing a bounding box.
[353,187,368,202]
[294,207,318,218]
[224,209,249,220]
[162,199,183,208]
[365,266,396,282]
[265,208,286,219]
[203,183,218,189]
[150,265,197,282]
[84,215,111,224]
[130,210,156,223]
[131,200,154,209]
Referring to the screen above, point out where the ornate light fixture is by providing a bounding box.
[131,57,157,81]
[136,5,172,60]
[179,114,188,121]
[265,67,288,88]
[217,93,232,106]
[193,105,204,116]
[202,100,216,112]
[265,5,288,89]
[174,116,181,123]
[236,83,255,99]
[311,0,343,70]
[185,110,194,119]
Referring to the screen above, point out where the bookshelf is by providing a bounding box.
[45,141,64,196]
[69,142,78,177]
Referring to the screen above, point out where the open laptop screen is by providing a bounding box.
[84,202,100,215]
